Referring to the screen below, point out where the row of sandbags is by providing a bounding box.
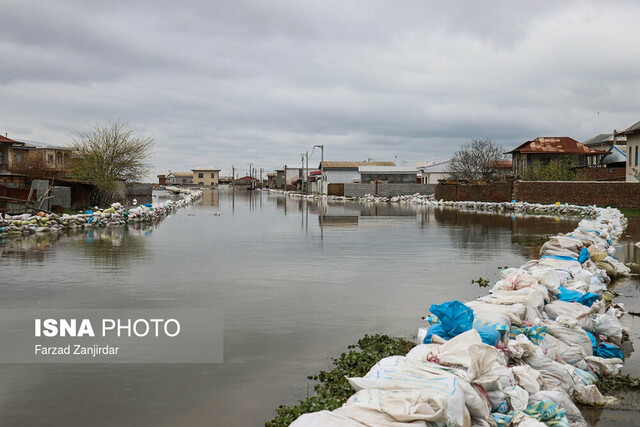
[0,187,202,238]
[291,207,631,427]
[270,189,601,218]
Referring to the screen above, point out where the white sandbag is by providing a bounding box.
[545,322,593,363]
[511,365,541,394]
[594,310,624,343]
[504,386,529,411]
[573,384,608,406]
[528,390,586,427]
[544,301,594,331]
[345,388,466,426]
[479,287,546,311]
[466,301,526,326]
[584,356,623,376]
[491,270,538,292]
[348,356,491,421]
[527,266,563,292]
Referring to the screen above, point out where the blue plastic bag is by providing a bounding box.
[595,343,624,360]
[578,247,590,263]
[429,300,474,338]
[473,324,501,347]
[557,286,599,307]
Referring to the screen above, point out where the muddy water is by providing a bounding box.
[0,189,638,426]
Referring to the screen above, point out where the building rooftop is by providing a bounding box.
[169,171,193,177]
[191,166,220,171]
[321,161,395,169]
[583,133,626,146]
[418,160,450,173]
[506,137,606,155]
[358,166,417,173]
[620,120,640,136]
[488,160,513,169]
[0,134,20,144]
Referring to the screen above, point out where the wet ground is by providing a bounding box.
[0,189,639,426]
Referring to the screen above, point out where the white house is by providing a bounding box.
[418,160,450,184]
[621,120,640,182]
[319,161,395,184]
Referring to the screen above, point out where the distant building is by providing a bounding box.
[582,133,627,152]
[319,161,395,184]
[487,160,513,177]
[157,174,167,185]
[234,175,258,187]
[358,166,418,184]
[166,172,193,185]
[506,137,606,176]
[0,135,20,171]
[192,166,220,187]
[418,160,450,184]
[266,172,277,188]
[620,121,640,182]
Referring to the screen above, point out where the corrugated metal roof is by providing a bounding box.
[506,137,606,155]
[603,145,626,164]
[170,171,193,177]
[358,166,417,173]
[582,133,627,146]
[0,135,19,143]
[620,120,640,135]
[488,160,512,169]
[321,161,395,169]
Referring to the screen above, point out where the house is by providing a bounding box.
[166,171,193,185]
[192,166,220,187]
[0,134,20,171]
[358,166,418,183]
[582,133,627,152]
[319,161,395,184]
[234,175,258,187]
[418,160,450,184]
[507,137,606,176]
[157,174,167,185]
[266,172,277,188]
[488,160,513,177]
[620,121,640,182]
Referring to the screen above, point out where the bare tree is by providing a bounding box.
[446,138,506,181]
[72,121,154,203]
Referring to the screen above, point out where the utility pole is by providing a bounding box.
[305,151,309,195]
[231,166,235,187]
[260,168,263,188]
[314,144,324,195]
[301,154,305,193]
[247,162,254,189]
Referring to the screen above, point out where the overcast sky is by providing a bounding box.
[1,1,639,178]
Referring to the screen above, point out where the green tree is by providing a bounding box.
[72,121,154,204]
[521,156,577,181]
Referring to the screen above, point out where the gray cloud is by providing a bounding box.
[1,0,639,178]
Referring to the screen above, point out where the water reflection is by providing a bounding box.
[0,190,639,426]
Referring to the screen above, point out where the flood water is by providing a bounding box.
[1,189,640,426]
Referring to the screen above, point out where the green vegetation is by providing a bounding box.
[521,157,577,181]
[265,334,414,427]
[471,277,490,287]
[596,374,640,394]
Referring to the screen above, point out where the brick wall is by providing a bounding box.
[577,167,626,182]
[513,181,640,208]
[435,182,513,202]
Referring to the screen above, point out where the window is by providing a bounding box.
[198,182,204,185]
[636,146,638,167]
[15,153,23,163]
[48,154,54,164]
[210,172,215,178]
[56,152,62,165]
[198,172,204,178]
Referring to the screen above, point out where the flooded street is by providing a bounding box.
[1,189,639,426]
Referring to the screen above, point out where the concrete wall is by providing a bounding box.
[627,133,640,182]
[343,183,436,197]
[325,169,360,184]
[435,181,513,203]
[360,173,417,184]
[513,181,640,209]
